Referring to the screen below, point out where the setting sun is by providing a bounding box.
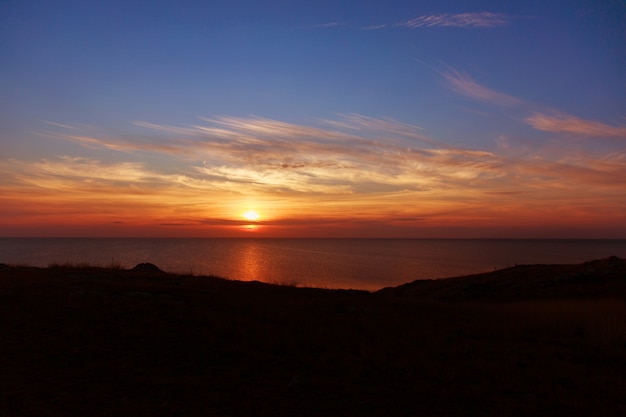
[243,210,260,222]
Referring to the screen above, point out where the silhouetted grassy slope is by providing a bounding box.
[1,258,625,416]
[378,256,626,301]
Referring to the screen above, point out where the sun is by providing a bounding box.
[243,210,260,221]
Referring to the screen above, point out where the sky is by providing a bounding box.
[1,0,625,238]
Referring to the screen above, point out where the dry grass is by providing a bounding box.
[48,260,125,270]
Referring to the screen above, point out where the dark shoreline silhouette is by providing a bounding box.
[1,258,625,416]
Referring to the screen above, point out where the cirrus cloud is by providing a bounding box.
[440,69,521,106]
[2,113,624,237]
[402,12,510,29]
[526,112,626,138]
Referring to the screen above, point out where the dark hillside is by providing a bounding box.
[378,256,626,301]
[1,259,625,416]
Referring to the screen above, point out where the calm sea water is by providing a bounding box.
[1,238,625,290]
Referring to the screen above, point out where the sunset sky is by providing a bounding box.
[1,0,625,238]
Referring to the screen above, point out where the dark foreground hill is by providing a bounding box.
[1,258,625,416]
[379,256,626,301]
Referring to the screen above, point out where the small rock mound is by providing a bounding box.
[132,263,162,273]
[0,263,13,271]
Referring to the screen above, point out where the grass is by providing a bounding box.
[269,278,301,287]
[48,260,125,270]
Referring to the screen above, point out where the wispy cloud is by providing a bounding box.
[440,69,521,106]
[315,12,509,32]
[4,113,626,236]
[402,12,509,29]
[362,24,387,30]
[41,120,78,130]
[21,115,509,197]
[37,114,626,197]
[526,112,626,138]
[313,22,341,28]
[4,157,169,193]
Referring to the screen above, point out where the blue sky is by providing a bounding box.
[1,0,625,237]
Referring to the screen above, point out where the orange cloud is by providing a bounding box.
[526,112,626,138]
[2,114,625,237]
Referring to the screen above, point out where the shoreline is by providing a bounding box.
[2,238,625,291]
[1,255,625,297]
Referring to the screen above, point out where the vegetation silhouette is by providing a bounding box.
[1,258,625,416]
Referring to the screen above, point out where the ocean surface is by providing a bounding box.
[1,238,625,290]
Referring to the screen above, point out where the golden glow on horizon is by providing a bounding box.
[0,114,625,238]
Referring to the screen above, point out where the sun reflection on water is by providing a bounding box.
[239,241,262,281]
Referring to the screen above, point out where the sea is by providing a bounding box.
[1,238,625,290]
